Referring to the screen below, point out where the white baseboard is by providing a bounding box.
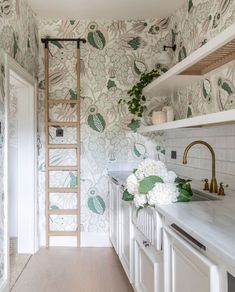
[81,232,112,247]
[48,232,112,247]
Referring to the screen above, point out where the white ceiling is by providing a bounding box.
[28,0,186,19]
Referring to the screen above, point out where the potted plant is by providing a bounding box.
[119,65,168,131]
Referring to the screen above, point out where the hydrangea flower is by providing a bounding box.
[123,159,192,209]
[135,158,168,180]
[126,173,139,195]
[147,183,179,205]
[134,193,147,208]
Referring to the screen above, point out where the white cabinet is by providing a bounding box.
[134,230,163,292]
[109,178,134,283]
[163,226,221,292]
[109,178,120,254]
[119,191,134,283]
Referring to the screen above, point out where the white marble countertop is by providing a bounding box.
[108,170,235,270]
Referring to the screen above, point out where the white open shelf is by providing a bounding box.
[138,109,235,133]
[143,23,235,97]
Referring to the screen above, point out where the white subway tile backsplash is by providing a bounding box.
[165,124,235,191]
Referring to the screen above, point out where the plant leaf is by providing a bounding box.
[177,181,193,202]
[122,189,134,201]
[139,176,164,194]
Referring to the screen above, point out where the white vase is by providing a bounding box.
[162,106,174,122]
[152,111,166,125]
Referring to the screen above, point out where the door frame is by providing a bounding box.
[3,54,38,290]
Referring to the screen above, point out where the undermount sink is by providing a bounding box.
[191,189,220,201]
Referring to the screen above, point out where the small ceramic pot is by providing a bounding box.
[152,111,166,125]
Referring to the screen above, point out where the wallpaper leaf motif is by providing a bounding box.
[88,30,106,50]
[88,196,106,215]
[88,112,106,133]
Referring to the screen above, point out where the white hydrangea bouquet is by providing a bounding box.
[123,159,193,209]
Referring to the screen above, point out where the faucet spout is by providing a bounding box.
[182,140,218,193]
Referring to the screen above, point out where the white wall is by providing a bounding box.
[165,124,235,191]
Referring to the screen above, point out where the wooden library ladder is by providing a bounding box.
[42,38,86,247]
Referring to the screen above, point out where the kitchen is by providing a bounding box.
[0,0,235,291]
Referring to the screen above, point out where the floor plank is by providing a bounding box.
[11,247,133,292]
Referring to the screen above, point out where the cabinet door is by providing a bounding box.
[119,198,134,282]
[109,180,119,254]
[164,226,220,292]
[134,233,163,292]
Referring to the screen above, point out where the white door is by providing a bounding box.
[119,196,134,283]
[134,231,163,292]
[109,179,120,254]
[163,226,221,292]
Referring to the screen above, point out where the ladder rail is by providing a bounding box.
[44,45,50,247]
[76,46,81,247]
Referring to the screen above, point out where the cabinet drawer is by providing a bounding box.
[164,226,221,292]
[134,232,163,292]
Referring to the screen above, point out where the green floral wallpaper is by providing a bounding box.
[37,19,168,240]
[168,0,235,119]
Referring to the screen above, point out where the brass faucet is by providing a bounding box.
[182,140,218,193]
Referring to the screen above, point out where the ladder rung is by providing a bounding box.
[48,99,78,104]
[49,209,78,215]
[48,122,78,126]
[49,231,78,237]
[48,144,78,149]
[48,166,77,171]
[49,188,78,193]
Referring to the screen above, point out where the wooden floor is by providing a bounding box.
[11,247,133,292]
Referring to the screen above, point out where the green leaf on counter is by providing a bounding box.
[122,189,134,201]
[139,175,164,194]
[176,179,193,202]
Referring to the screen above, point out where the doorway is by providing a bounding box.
[4,55,38,290]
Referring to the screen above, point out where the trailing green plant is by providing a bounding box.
[119,65,168,131]
[118,65,167,131]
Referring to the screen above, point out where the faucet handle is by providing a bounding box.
[218,182,229,196]
[202,178,209,191]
